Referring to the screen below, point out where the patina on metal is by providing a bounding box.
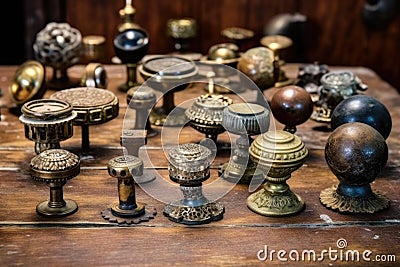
[82,35,106,62]
[80,63,108,89]
[270,85,313,133]
[164,143,224,225]
[311,71,368,123]
[185,94,232,143]
[320,122,390,214]
[127,85,157,138]
[19,99,77,154]
[50,87,119,152]
[219,103,269,184]
[9,60,46,109]
[117,0,141,33]
[138,55,198,126]
[247,130,307,216]
[101,155,157,225]
[166,17,197,52]
[30,149,80,217]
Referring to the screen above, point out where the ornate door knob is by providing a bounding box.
[30,149,80,217]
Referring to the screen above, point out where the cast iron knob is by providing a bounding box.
[30,149,80,217]
[270,85,313,133]
[331,95,392,139]
[320,122,390,213]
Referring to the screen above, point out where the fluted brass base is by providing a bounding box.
[110,202,145,217]
[247,182,305,216]
[36,199,78,217]
[320,185,390,214]
[163,201,224,225]
[149,107,187,126]
[219,161,265,185]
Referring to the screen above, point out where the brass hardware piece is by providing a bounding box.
[19,99,77,154]
[167,17,197,52]
[50,87,119,152]
[219,103,270,184]
[164,143,224,225]
[296,62,329,94]
[247,130,307,216]
[30,149,80,217]
[118,0,140,33]
[82,35,106,62]
[80,63,108,89]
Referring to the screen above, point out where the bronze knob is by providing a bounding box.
[101,155,156,225]
[127,85,157,138]
[80,63,108,89]
[247,130,308,216]
[270,85,313,133]
[164,143,224,225]
[185,94,233,143]
[19,99,77,154]
[166,17,197,52]
[219,103,270,184]
[50,87,119,152]
[320,122,390,213]
[82,35,106,63]
[30,149,80,217]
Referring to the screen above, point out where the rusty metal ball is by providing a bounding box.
[270,85,313,130]
[325,122,388,186]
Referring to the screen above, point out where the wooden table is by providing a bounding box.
[0,64,399,266]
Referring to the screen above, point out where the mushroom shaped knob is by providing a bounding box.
[30,149,80,217]
[331,95,392,139]
[320,122,390,213]
[270,85,313,133]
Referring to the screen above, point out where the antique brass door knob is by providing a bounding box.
[219,103,270,184]
[50,87,119,152]
[320,122,390,213]
[30,149,80,217]
[166,17,197,53]
[127,85,157,138]
[101,155,156,225]
[80,63,108,89]
[19,99,77,154]
[138,56,198,126]
[82,35,106,63]
[164,143,224,225]
[270,85,313,133]
[247,130,308,216]
[185,94,232,143]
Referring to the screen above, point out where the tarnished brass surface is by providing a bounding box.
[219,103,269,184]
[50,87,119,151]
[80,63,108,89]
[9,60,46,106]
[185,94,232,142]
[101,155,156,225]
[260,35,293,51]
[30,149,80,217]
[167,17,197,52]
[247,130,308,216]
[82,35,105,62]
[19,99,77,154]
[320,122,390,213]
[221,27,254,43]
[164,143,224,225]
[118,0,140,32]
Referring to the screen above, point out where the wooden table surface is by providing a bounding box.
[0,63,399,267]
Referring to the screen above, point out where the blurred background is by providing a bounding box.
[0,0,399,91]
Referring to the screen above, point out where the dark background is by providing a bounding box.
[1,0,399,91]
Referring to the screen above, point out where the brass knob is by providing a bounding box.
[219,103,270,184]
[185,94,233,143]
[30,149,80,217]
[320,122,389,213]
[166,17,197,52]
[80,63,108,89]
[19,99,77,154]
[127,85,157,138]
[82,35,106,63]
[101,155,157,225]
[164,143,224,225]
[247,130,308,216]
[50,87,119,152]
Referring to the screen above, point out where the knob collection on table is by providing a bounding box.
[9,1,394,226]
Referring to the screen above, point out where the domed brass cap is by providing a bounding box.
[107,155,143,178]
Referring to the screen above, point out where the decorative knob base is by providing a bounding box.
[101,206,157,225]
[310,107,332,123]
[320,185,390,214]
[149,106,187,126]
[36,199,78,217]
[110,202,145,217]
[247,182,305,216]
[163,201,224,225]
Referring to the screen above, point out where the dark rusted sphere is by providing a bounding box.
[325,122,388,186]
[331,95,392,139]
[270,85,313,131]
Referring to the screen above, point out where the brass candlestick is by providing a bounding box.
[19,99,77,154]
[30,149,80,217]
[50,87,119,152]
[101,155,157,225]
[247,130,308,216]
[219,103,270,184]
[320,122,389,213]
[164,143,224,225]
